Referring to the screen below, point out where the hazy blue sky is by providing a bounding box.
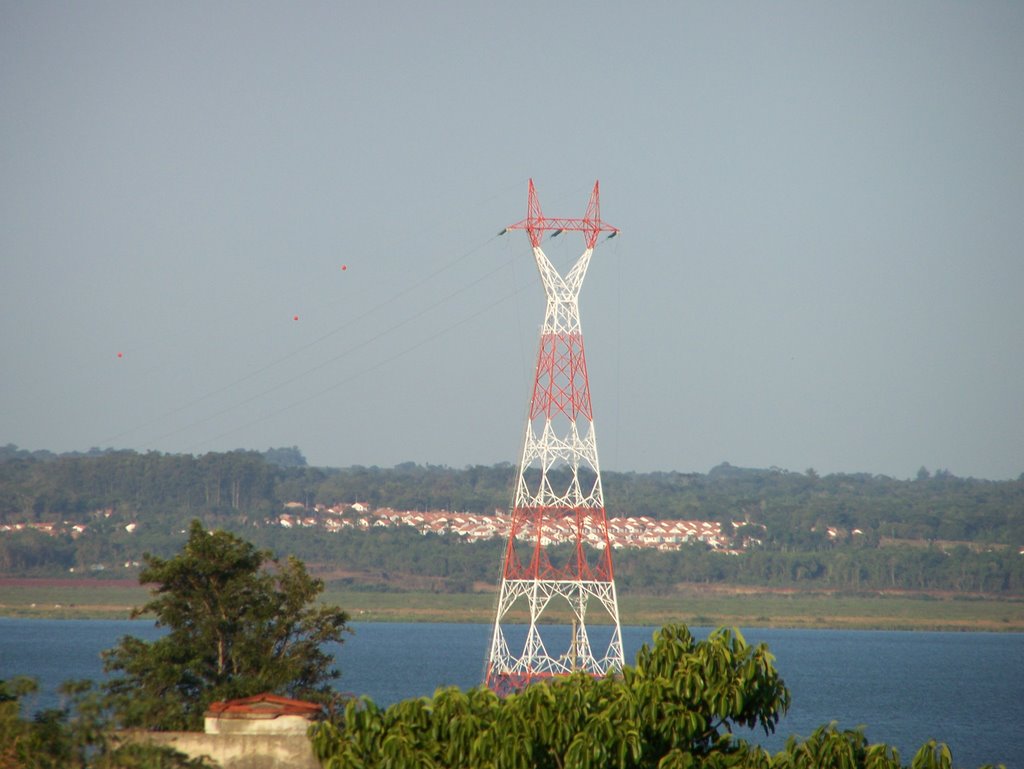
[2,2,1022,479]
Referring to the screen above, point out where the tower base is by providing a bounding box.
[486,578,624,696]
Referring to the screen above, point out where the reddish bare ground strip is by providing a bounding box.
[0,577,140,589]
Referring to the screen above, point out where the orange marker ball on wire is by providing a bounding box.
[293,315,299,321]
[117,352,123,359]
[341,264,347,271]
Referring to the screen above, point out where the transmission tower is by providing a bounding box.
[485,179,624,695]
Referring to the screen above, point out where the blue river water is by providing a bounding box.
[1,618,1020,768]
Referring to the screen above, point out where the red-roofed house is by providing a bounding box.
[204,693,323,735]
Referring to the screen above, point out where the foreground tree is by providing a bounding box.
[103,520,350,730]
[311,624,789,768]
[1,677,211,768]
[309,624,1002,769]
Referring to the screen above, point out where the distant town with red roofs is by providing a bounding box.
[277,503,749,554]
[1,503,761,561]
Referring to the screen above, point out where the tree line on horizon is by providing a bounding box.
[1,445,1022,594]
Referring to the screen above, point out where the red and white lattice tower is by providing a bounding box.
[485,179,624,695]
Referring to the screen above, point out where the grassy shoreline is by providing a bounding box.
[2,579,1022,631]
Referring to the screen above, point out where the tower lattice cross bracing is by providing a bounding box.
[485,179,624,696]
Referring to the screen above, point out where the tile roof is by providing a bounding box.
[205,693,323,720]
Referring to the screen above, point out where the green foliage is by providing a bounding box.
[0,528,76,573]
[262,446,308,468]
[309,624,789,769]
[245,525,506,590]
[0,448,281,523]
[0,677,211,769]
[2,447,1022,594]
[767,722,996,769]
[102,520,351,730]
[308,625,1003,769]
[3,448,1023,549]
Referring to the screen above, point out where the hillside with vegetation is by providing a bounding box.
[1,444,1022,595]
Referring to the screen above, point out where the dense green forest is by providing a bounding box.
[1,444,1022,594]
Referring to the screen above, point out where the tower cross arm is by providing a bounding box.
[503,180,620,249]
[506,216,620,239]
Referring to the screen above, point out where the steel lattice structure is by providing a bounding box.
[485,179,624,696]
